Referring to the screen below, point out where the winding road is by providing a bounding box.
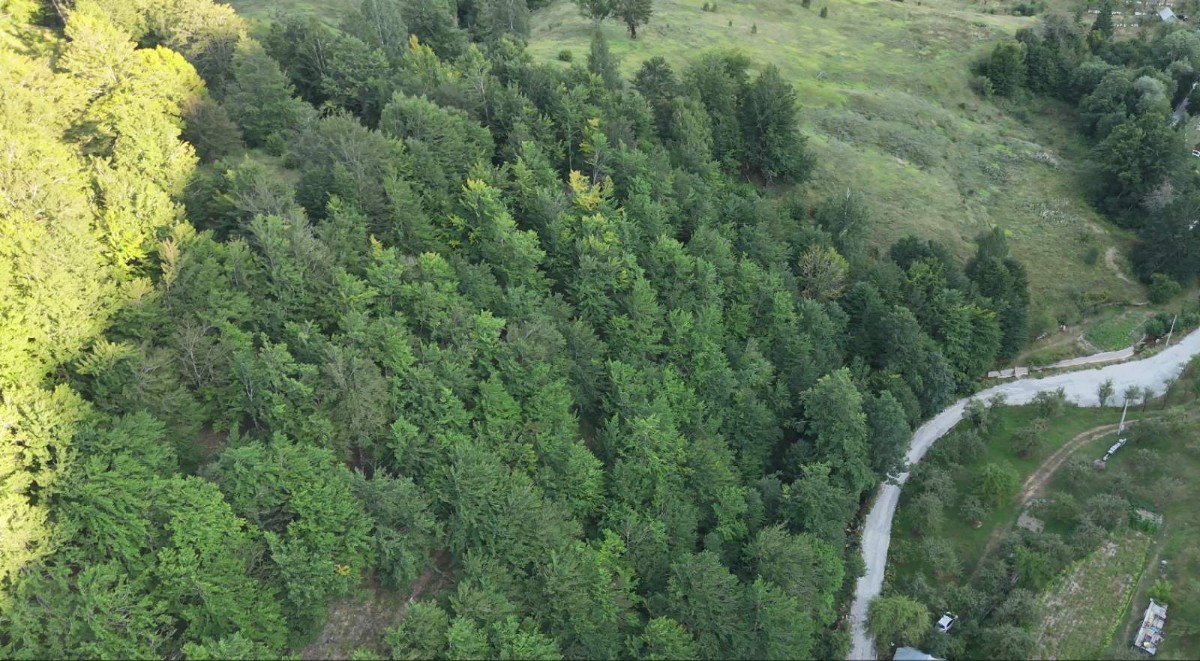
[847,327,1200,661]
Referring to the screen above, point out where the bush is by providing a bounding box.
[557,49,573,62]
[820,6,828,17]
[1031,388,1067,418]
[1148,273,1182,304]
[1084,245,1101,265]
[1011,1,1044,16]
[1144,313,1172,340]
[972,75,996,98]
[979,41,1026,97]
[1149,579,1172,604]
[1085,493,1130,531]
[977,462,1019,507]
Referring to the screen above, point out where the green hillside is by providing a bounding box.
[527,0,1144,328]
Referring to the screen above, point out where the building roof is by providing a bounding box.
[1134,599,1168,655]
[894,647,943,661]
[1160,7,1177,21]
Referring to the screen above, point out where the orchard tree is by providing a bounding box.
[867,594,931,649]
[1011,417,1047,459]
[959,494,988,527]
[1125,384,1142,406]
[976,462,1019,508]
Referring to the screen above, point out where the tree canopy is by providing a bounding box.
[0,1,1035,658]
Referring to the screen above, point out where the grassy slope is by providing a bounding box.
[224,0,358,24]
[528,0,1144,326]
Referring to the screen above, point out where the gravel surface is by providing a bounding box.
[847,328,1200,661]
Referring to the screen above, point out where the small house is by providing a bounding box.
[1133,599,1168,655]
[1159,7,1177,22]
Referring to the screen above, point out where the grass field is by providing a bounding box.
[527,0,1145,327]
[1034,528,1154,660]
[224,0,357,24]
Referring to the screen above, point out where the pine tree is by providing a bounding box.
[614,0,653,39]
[587,30,622,90]
[1093,0,1114,39]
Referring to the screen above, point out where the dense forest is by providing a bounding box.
[0,0,1031,658]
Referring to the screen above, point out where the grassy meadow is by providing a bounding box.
[224,0,359,24]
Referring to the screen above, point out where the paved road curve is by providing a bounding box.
[847,327,1200,661]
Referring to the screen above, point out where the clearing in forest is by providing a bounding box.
[1033,529,1153,661]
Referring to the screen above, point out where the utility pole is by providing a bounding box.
[1165,313,1178,347]
[1119,400,1129,436]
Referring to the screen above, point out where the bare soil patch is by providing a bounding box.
[300,550,453,660]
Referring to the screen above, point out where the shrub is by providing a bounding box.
[1084,245,1101,265]
[1012,1,1044,16]
[1031,388,1068,418]
[1149,579,1172,604]
[1085,493,1130,531]
[557,49,573,62]
[972,75,995,97]
[1148,273,1182,304]
[820,6,828,17]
